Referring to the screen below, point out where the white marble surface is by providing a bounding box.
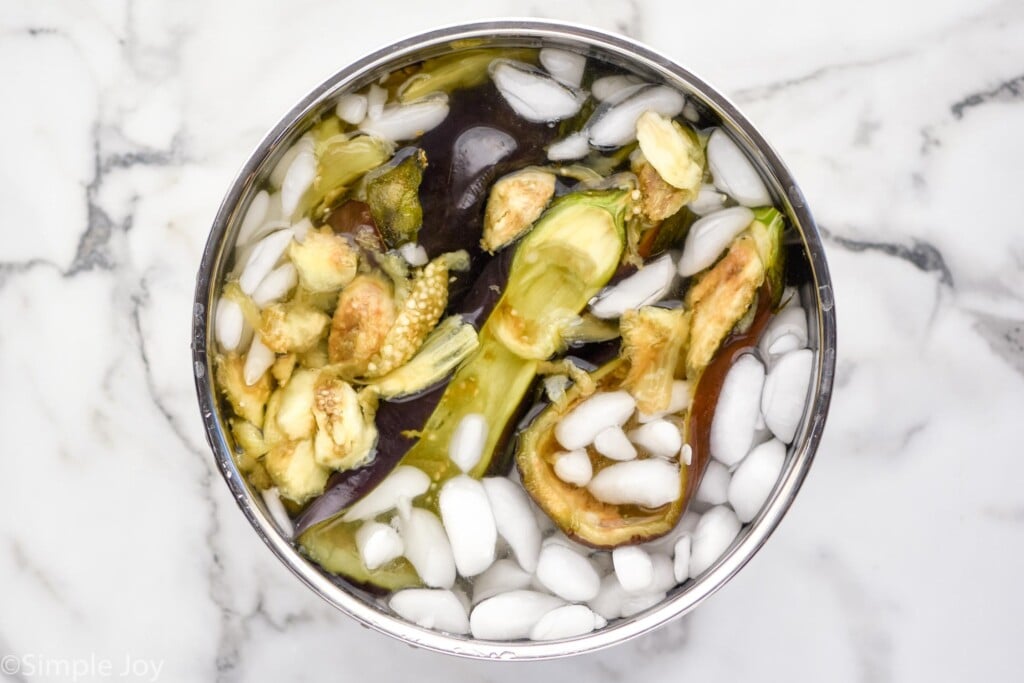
[2,0,1023,680]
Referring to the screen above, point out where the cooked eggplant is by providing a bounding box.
[264,438,330,504]
[634,111,703,200]
[292,381,448,536]
[311,374,378,471]
[325,200,385,252]
[215,353,271,427]
[400,330,540,486]
[229,418,273,491]
[310,115,344,152]
[271,353,297,385]
[292,250,511,535]
[298,188,630,586]
[684,235,763,378]
[516,360,689,548]
[211,52,803,608]
[369,316,480,399]
[287,228,359,293]
[296,337,330,370]
[620,306,691,414]
[300,516,422,591]
[259,301,330,354]
[684,207,783,377]
[298,345,534,588]
[639,206,697,258]
[304,135,393,218]
[229,417,268,459]
[632,152,688,223]
[398,48,534,103]
[481,169,556,252]
[536,357,598,408]
[261,387,285,446]
[364,250,469,377]
[365,149,427,248]
[684,281,775,503]
[383,189,629,484]
[327,273,397,378]
[750,207,785,306]
[275,368,318,440]
[488,189,630,360]
[291,286,341,317]
[558,314,621,347]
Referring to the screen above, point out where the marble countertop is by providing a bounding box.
[2,0,1022,680]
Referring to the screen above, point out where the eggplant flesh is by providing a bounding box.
[291,245,515,536]
[516,360,689,549]
[365,148,426,248]
[517,211,785,549]
[684,207,783,377]
[398,189,629,493]
[488,190,630,360]
[292,382,445,536]
[301,516,421,591]
[415,81,560,305]
[298,188,629,585]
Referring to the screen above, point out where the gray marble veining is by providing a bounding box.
[1,0,1022,681]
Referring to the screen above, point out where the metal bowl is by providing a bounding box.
[191,19,836,660]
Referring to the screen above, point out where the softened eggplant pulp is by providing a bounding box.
[517,360,691,548]
[213,44,799,600]
[298,186,629,579]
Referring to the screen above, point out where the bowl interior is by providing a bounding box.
[192,20,836,660]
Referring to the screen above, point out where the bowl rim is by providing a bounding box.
[191,18,837,661]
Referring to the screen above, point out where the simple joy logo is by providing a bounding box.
[0,653,164,681]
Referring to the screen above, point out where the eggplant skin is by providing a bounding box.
[300,516,421,591]
[297,189,632,583]
[488,190,629,360]
[632,152,688,223]
[620,306,691,415]
[291,382,447,537]
[516,361,688,549]
[365,149,427,248]
[454,246,515,329]
[684,208,784,378]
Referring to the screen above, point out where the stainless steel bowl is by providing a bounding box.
[192,19,836,660]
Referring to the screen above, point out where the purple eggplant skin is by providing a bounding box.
[455,246,515,329]
[606,262,638,287]
[291,81,612,535]
[293,273,628,533]
[291,382,447,536]
[416,82,556,255]
[566,340,622,371]
[290,241,526,536]
[291,466,380,538]
[416,81,557,304]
